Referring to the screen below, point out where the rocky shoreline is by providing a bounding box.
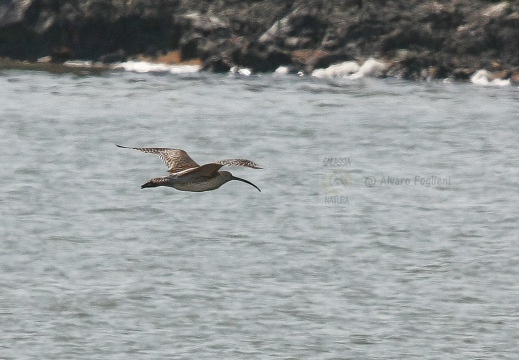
[1,0,518,82]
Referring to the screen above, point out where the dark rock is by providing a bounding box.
[311,51,354,71]
[177,12,232,61]
[201,55,233,73]
[258,7,325,49]
[51,47,73,63]
[0,1,30,25]
[236,45,292,72]
[291,49,353,73]
[98,49,127,63]
[0,0,180,61]
[1,0,519,79]
[179,35,202,61]
[451,68,475,81]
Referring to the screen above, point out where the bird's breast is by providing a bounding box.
[172,173,228,192]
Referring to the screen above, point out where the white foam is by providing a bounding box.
[470,69,510,86]
[349,58,386,79]
[311,58,387,79]
[168,64,201,74]
[114,61,200,74]
[239,68,252,76]
[63,60,93,67]
[274,66,290,75]
[311,61,360,78]
[230,66,252,76]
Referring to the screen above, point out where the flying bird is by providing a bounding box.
[116,145,261,192]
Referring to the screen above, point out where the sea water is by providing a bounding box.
[1,65,518,359]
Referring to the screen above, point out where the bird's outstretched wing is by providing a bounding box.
[214,159,262,169]
[177,163,224,177]
[116,145,199,173]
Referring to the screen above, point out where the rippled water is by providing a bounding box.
[1,69,518,359]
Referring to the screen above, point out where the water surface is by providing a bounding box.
[1,69,518,359]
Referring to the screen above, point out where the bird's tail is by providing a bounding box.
[141,180,160,189]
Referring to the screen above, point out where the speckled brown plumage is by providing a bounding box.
[116,145,199,173]
[117,144,262,192]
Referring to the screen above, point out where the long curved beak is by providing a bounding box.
[231,176,261,192]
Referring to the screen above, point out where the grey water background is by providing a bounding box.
[1,68,518,359]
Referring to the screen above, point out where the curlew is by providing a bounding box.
[116,145,261,192]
